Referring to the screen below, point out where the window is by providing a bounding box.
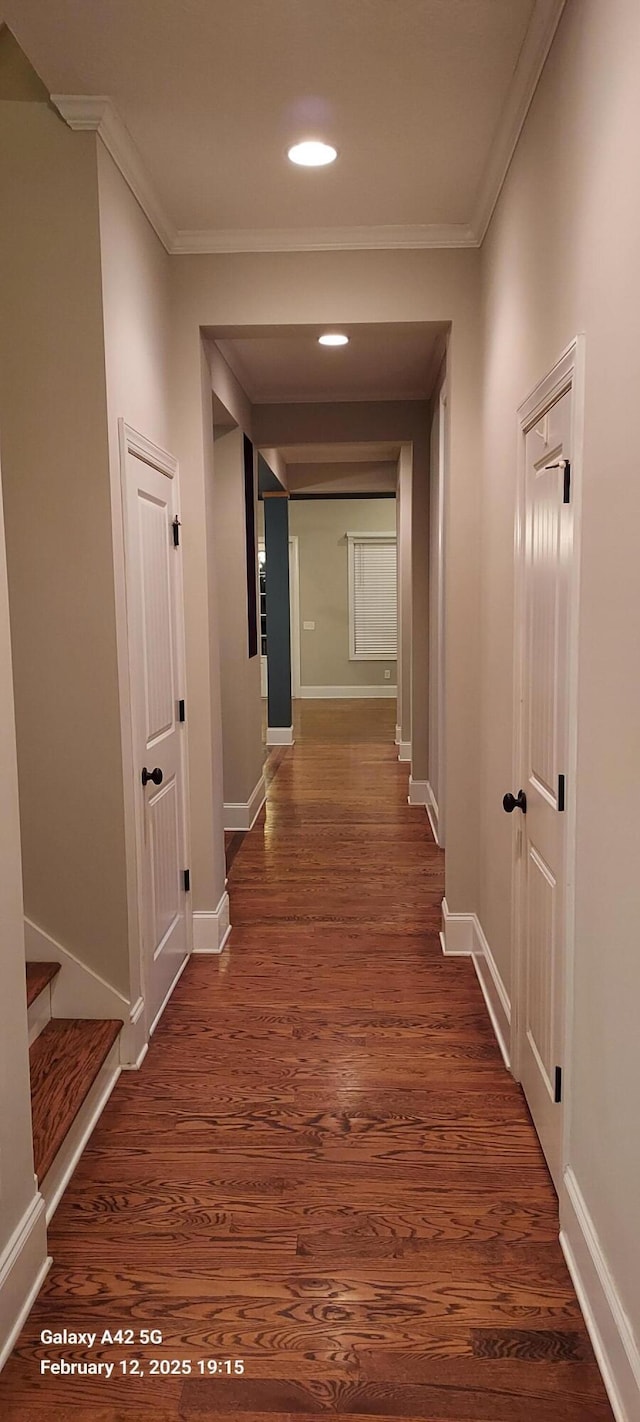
[347,532,397,661]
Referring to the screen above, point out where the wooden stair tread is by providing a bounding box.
[25,961,60,1008]
[29,1018,122,1182]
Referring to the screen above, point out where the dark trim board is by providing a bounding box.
[286,491,396,502]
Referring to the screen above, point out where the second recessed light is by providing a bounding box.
[318,333,349,347]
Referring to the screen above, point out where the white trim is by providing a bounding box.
[472,934,512,1072]
[24,917,129,1022]
[395,724,401,746]
[471,0,567,241]
[0,1193,49,1372]
[397,740,411,760]
[561,1169,640,1422]
[223,774,266,830]
[300,685,397,701]
[27,981,53,1047]
[425,781,440,845]
[41,1039,121,1223]
[440,903,511,1068]
[288,535,301,699]
[172,224,477,254]
[266,724,295,743]
[408,777,429,806]
[51,96,174,251]
[192,891,231,955]
[440,898,478,956]
[119,995,147,1069]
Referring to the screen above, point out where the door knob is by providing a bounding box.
[141,766,163,787]
[503,789,527,814]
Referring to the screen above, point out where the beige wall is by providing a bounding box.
[0,94,130,993]
[96,143,174,997]
[288,498,396,690]
[480,0,640,1356]
[213,426,264,806]
[0,443,47,1363]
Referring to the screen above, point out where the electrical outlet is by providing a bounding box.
[303,620,315,631]
[384,668,391,680]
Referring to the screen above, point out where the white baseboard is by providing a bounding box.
[408,777,429,806]
[397,741,411,762]
[440,898,511,1069]
[425,781,441,845]
[119,994,147,1068]
[561,1169,640,1422]
[223,774,266,829]
[193,890,231,955]
[41,1038,121,1224]
[24,918,130,1023]
[440,898,477,955]
[266,725,294,746]
[0,1192,50,1372]
[299,685,397,700]
[472,928,511,1071]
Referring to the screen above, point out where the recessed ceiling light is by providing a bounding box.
[318,333,349,347]
[288,140,337,167]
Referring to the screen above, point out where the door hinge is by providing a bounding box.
[558,774,566,812]
[178,698,185,723]
[554,1066,563,1103]
[172,515,181,547]
[183,868,190,892]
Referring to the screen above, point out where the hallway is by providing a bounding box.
[0,702,612,1419]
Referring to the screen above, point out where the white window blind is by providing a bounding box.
[347,534,397,660]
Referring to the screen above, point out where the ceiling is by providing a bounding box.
[211,323,447,404]
[267,443,401,496]
[1,0,566,251]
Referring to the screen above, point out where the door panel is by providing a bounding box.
[139,492,176,744]
[124,439,189,1030]
[519,384,572,1192]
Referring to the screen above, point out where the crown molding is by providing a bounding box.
[51,94,176,252]
[471,0,567,243]
[51,1,566,259]
[171,224,478,254]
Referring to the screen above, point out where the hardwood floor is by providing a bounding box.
[29,1019,122,1183]
[0,700,612,1419]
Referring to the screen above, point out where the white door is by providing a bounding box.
[513,383,573,1191]
[121,425,190,1031]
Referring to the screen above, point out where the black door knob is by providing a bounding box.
[141,766,163,787]
[503,789,527,814]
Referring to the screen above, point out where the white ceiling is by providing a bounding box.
[1,0,566,250]
[213,323,446,403]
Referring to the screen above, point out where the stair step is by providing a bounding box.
[26,960,60,1008]
[29,1018,122,1183]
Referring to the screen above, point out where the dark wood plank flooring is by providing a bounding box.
[25,961,60,1008]
[0,701,612,1419]
[29,1019,122,1182]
